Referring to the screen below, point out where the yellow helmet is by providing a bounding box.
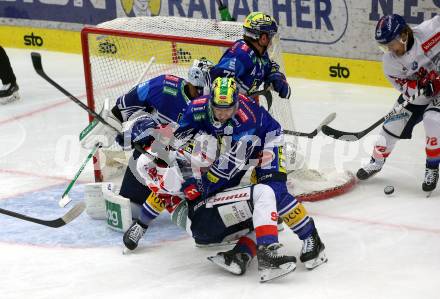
[243,12,278,40]
[211,77,238,109]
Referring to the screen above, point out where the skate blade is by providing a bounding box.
[304,252,328,270]
[425,191,433,198]
[122,247,132,255]
[0,93,20,105]
[207,255,243,275]
[259,262,296,283]
[195,240,237,248]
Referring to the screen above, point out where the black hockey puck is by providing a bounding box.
[384,185,394,195]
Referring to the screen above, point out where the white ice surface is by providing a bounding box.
[0,49,439,299]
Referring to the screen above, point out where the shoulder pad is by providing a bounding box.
[231,40,253,55]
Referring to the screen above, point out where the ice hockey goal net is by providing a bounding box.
[81,16,355,202]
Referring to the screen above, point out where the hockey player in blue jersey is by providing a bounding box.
[209,12,291,99]
[119,77,325,280]
[171,77,327,272]
[80,59,212,217]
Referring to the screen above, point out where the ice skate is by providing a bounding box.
[357,157,385,180]
[257,243,296,283]
[207,248,252,275]
[422,167,439,197]
[300,228,328,270]
[0,82,20,104]
[123,220,148,252]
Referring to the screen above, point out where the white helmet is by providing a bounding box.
[187,58,213,90]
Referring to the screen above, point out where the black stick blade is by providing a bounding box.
[31,52,43,73]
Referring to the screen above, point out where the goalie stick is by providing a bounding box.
[0,202,86,228]
[59,142,101,208]
[321,93,419,141]
[58,57,157,208]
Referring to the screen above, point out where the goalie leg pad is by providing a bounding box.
[103,189,133,232]
[84,182,113,220]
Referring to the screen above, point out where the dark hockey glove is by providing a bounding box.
[266,71,291,99]
[116,116,157,150]
[419,70,440,98]
[181,178,203,201]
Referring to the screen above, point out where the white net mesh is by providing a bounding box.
[81,16,355,201]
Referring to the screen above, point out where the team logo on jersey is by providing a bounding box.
[411,61,418,71]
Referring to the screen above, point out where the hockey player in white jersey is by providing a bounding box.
[357,14,440,194]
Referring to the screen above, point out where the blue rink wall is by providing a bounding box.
[0,185,188,248]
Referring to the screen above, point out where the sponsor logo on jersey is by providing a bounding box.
[165,75,180,82]
[281,203,307,227]
[193,98,207,105]
[207,191,250,207]
[163,86,178,96]
[24,32,44,47]
[207,171,219,183]
[236,108,249,123]
[422,32,440,53]
[165,81,178,88]
[240,100,256,123]
[146,192,165,213]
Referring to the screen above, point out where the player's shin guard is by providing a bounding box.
[207,234,256,275]
[423,111,440,193]
[139,192,166,225]
[280,199,327,269]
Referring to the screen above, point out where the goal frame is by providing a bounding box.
[81,26,236,182]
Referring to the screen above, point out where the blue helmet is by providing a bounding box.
[375,14,407,44]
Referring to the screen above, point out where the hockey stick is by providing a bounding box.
[58,58,157,207]
[0,202,86,228]
[321,94,418,141]
[249,88,336,138]
[284,112,337,138]
[216,0,234,21]
[31,52,165,165]
[58,142,101,208]
[130,56,156,92]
